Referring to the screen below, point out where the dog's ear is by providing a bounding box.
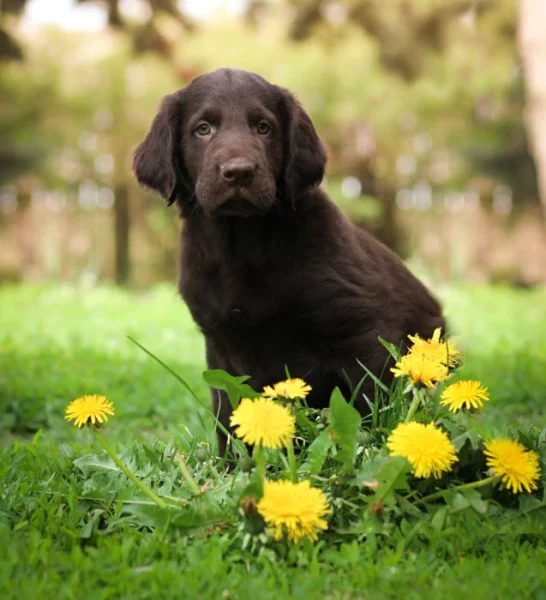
[133,91,191,207]
[277,88,327,205]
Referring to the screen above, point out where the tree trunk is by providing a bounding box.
[114,184,130,285]
[518,0,546,218]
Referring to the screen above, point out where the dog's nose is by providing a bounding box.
[220,158,255,187]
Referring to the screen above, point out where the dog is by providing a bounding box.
[133,68,445,456]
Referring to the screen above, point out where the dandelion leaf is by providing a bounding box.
[328,387,361,473]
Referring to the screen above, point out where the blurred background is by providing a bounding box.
[1,0,546,288]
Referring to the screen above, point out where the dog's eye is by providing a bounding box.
[256,120,272,135]
[195,122,212,136]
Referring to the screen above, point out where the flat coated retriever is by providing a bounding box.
[133,68,445,456]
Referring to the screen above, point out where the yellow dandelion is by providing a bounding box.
[230,398,295,449]
[387,421,458,478]
[257,480,329,543]
[262,378,312,400]
[408,327,461,368]
[391,353,450,388]
[484,439,541,494]
[440,380,490,412]
[65,395,115,428]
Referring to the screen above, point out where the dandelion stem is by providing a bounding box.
[286,438,298,483]
[175,453,201,496]
[405,388,423,422]
[93,429,168,510]
[253,444,265,482]
[416,475,498,505]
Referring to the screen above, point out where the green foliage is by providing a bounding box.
[1,3,539,288]
[0,61,57,183]
[1,2,534,203]
[328,387,361,473]
[1,283,546,597]
[176,3,531,203]
[203,369,260,409]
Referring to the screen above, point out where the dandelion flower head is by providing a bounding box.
[262,378,312,400]
[484,438,540,494]
[408,327,461,368]
[230,398,295,449]
[65,395,115,428]
[257,480,329,543]
[440,380,490,412]
[387,421,458,478]
[391,352,449,388]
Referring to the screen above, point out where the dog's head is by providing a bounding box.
[133,68,327,217]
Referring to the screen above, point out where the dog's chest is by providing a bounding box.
[180,261,283,335]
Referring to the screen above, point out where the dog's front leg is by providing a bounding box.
[205,338,235,458]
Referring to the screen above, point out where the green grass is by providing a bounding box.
[0,284,211,445]
[1,283,546,599]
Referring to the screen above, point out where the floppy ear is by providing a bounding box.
[277,88,327,205]
[133,91,191,207]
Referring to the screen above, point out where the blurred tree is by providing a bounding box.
[282,0,475,249]
[0,0,54,186]
[0,0,27,60]
[519,0,546,226]
[287,0,479,81]
[0,0,40,185]
[0,71,56,185]
[456,2,538,205]
[266,0,539,250]
[1,22,182,281]
[2,0,542,283]
[76,0,194,56]
[72,0,195,284]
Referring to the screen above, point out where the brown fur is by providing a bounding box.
[133,68,444,455]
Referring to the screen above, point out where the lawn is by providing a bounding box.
[1,283,546,599]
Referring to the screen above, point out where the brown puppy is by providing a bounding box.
[133,68,444,455]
